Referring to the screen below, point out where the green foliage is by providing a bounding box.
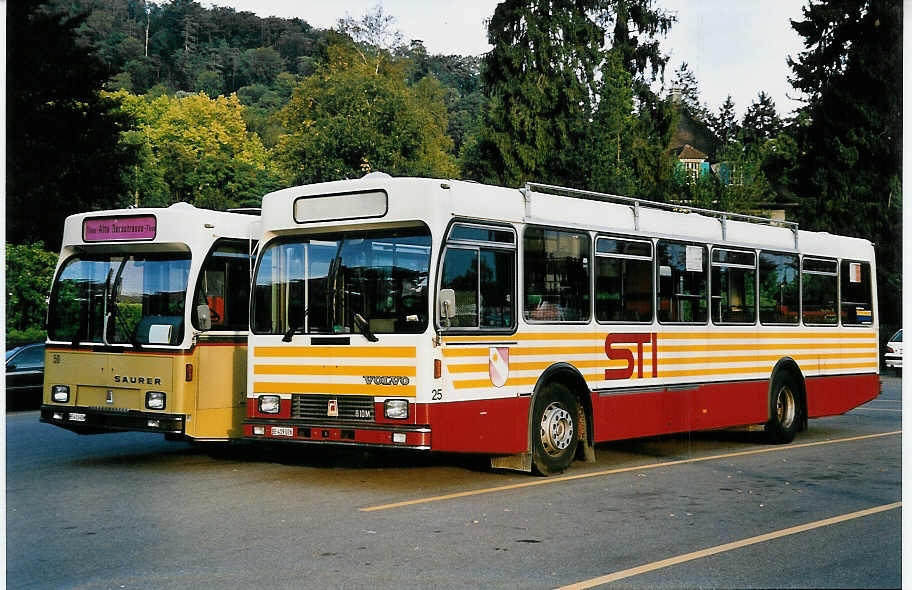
[464,0,605,187]
[7,0,141,249]
[6,243,58,339]
[464,0,677,193]
[787,0,902,327]
[275,43,457,183]
[112,90,283,208]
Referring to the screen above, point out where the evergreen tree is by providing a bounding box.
[740,91,781,148]
[708,95,739,150]
[464,0,674,189]
[7,0,140,249]
[787,0,902,331]
[464,0,604,187]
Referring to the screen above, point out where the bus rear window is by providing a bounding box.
[840,260,873,325]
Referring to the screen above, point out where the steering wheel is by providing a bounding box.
[209,309,221,322]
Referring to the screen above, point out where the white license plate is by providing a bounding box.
[271,426,294,437]
[69,413,86,422]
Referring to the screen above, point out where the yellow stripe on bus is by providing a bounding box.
[255,346,416,358]
[658,342,876,353]
[442,331,874,344]
[446,351,875,375]
[254,364,417,377]
[451,362,877,389]
[252,382,416,395]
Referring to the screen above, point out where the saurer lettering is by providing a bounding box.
[114,375,163,385]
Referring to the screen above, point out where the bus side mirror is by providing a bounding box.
[196,304,212,331]
[439,289,456,324]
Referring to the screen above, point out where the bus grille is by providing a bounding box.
[290,395,375,422]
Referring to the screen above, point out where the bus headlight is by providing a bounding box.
[145,391,166,410]
[384,399,409,420]
[258,395,281,414]
[52,385,70,403]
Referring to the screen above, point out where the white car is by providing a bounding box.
[884,329,902,374]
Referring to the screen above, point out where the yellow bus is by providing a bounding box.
[244,175,879,474]
[41,203,260,441]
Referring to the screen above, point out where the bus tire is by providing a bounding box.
[531,382,579,476]
[764,372,800,444]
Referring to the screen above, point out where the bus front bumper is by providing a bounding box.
[243,419,431,450]
[40,406,185,435]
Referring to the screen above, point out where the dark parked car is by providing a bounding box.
[6,343,45,410]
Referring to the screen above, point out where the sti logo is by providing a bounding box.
[604,333,658,380]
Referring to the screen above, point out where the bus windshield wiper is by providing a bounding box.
[282,308,308,342]
[353,313,379,342]
[109,261,141,350]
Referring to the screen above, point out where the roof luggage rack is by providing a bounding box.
[522,182,799,247]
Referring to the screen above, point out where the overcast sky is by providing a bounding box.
[205,0,808,118]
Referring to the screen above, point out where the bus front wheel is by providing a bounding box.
[531,382,579,476]
[764,373,800,444]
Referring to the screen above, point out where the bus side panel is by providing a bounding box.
[592,380,768,442]
[194,341,247,439]
[805,373,879,418]
[426,397,530,454]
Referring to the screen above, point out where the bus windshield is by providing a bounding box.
[253,227,431,336]
[48,253,192,346]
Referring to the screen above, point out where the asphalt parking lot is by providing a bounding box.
[6,376,901,589]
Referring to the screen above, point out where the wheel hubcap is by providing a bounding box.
[540,402,574,456]
[776,385,796,429]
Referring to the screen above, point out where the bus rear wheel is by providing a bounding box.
[531,383,579,476]
[764,373,800,444]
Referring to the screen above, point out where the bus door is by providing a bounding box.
[189,240,253,439]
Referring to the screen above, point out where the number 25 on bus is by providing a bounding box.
[245,174,879,476]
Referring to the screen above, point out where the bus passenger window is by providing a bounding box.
[759,251,799,324]
[439,222,516,330]
[595,237,653,323]
[840,260,873,325]
[802,258,838,325]
[657,241,707,323]
[523,227,590,322]
[711,249,756,324]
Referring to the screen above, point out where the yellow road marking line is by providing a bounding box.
[359,431,900,512]
[557,502,901,589]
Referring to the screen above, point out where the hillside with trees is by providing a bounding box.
[6,0,901,346]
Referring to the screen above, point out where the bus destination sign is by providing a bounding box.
[83,215,156,242]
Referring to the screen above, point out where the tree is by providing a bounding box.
[740,91,782,148]
[464,0,605,187]
[787,0,902,332]
[275,43,457,183]
[7,0,140,249]
[588,50,638,195]
[336,4,405,74]
[670,62,710,124]
[708,95,739,151]
[113,90,281,208]
[463,0,676,191]
[6,243,58,344]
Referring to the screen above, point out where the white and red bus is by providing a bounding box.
[245,174,879,474]
[42,203,260,442]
